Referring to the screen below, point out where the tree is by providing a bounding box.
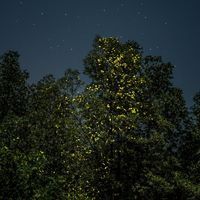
[0,65,88,199]
[82,36,173,198]
[140,55,189,153]
[24,70,85,198]
[0,51,31,199]
[137,55,199,199]
[0,51,29,121]
[82,36,200,199]
[180,92,200,192]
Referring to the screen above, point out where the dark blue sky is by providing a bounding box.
[0,0,200,105]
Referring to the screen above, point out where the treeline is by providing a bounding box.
[0,37,199,199]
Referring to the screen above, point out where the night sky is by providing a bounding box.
[0,0,200,105]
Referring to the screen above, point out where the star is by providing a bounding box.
[19,1,23,5]
[140,2,144,6]
[148,48,152,51]
[40,12,45,16]
[15,18,20,23]
[66,48,73,53]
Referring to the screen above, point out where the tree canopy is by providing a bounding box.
[0,37,199,199]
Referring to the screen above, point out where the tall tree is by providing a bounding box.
[181,92,200,186]
[0,51,31,199]
[0,67,88,199]
[0,51,29,121]
[82,36,173,199]
[140,56,189,153]
[18,70,86,199]
[82,36,199,199]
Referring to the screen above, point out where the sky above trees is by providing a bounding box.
[0,0,200,105]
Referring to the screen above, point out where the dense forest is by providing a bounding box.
[0,36,199,199]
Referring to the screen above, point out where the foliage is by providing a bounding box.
[0,37,199,199]
[0,51,29,121]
